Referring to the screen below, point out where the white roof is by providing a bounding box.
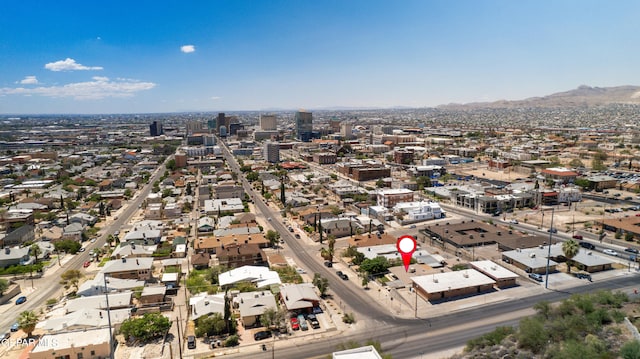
[218,265,281,288]
[65,291,132,312]
[190,292,225,320]
[31,327,111,353]
[470,260,519,280]
[37,308,131,332]
[411,269,496,293]
[333,345,383,359]
[102,257,154,274]
[235,291,277,317]
[280,283,320,310]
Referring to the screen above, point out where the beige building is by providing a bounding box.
[29,327,111,359]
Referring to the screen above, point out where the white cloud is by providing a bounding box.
[44,58,104,72]
[18,76,39,85]
[211,96,221,100]
[180,45,196,53]
[0,77,156,100]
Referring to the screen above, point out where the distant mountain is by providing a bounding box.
[439,85,640,109]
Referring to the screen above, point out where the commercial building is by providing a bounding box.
[295,110,314,142]
[263,141,280,163]
[260,114,278,131]
[149,120,163,136]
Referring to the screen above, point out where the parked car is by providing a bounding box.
[624,247,639,254]
[509,219,519,224]
[575,272,592,281]
[10,322,19,332]
[290,317,299,330]
[572,234,583,240]
[15,296,27,305]
[297,314,308,331]
[547,228,558,234]
[409,224,417,229]
[528,273,544,282]
[294,234,301,239]
[1,332,10,340]
[306,314,320,329]
[83,261,91,268]
[336,271,349,280]
[254,330,272,341]
[603,249,618,256]
[324,261,333,268]
[579,241,596,250]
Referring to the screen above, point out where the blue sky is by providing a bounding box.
[1,1,638,114]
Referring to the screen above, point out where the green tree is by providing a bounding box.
[313,273,329,297]
[120,312,171,343]
[569,158,585,168]
[259,306,287,331]
[195,313,226,337]
[165,159,177,171]
[54,239,82,254]
[517,316,548,354]
[359,257,391,277]
[29,244,42,263]
[0,278,9,295]
[18,310,38,337]
[620,340,640,359]
[265,230,281,247]
[562,239,580,273]
[59,269,84,293]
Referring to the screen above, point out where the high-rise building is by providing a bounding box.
[207,117,217,132]
[150,121,163,136]
[186,121,205,136]
[263,142,280,163]
[295,110,313,142]
[340,123,353,139]
[259,114,277,131]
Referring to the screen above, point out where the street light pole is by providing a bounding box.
[544,208,554,290]
[103,274,114,359]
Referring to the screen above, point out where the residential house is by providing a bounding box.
[279,283,321,313]
[0,224,35,247]
[62,222,84,241]
[214,243,266,268]
[0,246,30,268]
[218,265,281,288]
[102,257,154,281]
[29,327,112,359]
[190,292,225,320]
[234,290,277,327]
[36,308,131,332]
[191,252,211,269]
[69,212,98,227]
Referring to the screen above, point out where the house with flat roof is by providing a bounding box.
[102,257,154,281]
[29,327,112,359]
[332,345,382,359]
[77,274,145,297]
[469,260,519,288]
[0,246,30,268]
[411,269,496,301]
[65,291,133,312]
[190,292,225,320]
[37,308,131,332]
[204,198,244,214]
[218,265,281,288]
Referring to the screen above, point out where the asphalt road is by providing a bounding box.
[226,274,639,359]
[219,142,640,358]
[0,157,170,335]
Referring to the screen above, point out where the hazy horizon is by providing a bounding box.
[2,1,639,115]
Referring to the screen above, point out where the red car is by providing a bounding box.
[290,317,299,330]
[83,261,91,268]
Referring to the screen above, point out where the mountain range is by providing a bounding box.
[439,85,640,109]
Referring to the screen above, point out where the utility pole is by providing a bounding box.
[544,208,554,290]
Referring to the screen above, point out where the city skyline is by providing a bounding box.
[1,1,639,114]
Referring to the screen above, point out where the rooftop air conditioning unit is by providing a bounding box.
[530,253,536,258]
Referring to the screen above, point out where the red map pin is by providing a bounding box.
[396,235,417,272]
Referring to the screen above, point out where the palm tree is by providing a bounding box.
[29,244,42,264]
[562,239,580,273]
[18,310,38,337]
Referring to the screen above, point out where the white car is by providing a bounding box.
[602,249,618,256]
